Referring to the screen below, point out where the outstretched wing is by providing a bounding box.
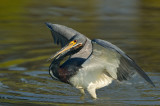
[45,22,82,47]
[82,39,155,87]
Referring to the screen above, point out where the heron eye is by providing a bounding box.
[74,40,77,43]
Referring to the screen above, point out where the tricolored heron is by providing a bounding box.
[45,22,155,99]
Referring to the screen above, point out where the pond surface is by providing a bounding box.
[0,0,160,105]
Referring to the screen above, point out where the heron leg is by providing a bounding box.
[87,87,97,99]
[77,88,85,100]
[78,88,85,95]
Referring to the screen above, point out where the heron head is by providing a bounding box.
[48,34,86,61]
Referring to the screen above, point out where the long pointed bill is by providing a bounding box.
[47,40,78,61]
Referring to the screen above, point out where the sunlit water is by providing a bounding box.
[0,0,160,105]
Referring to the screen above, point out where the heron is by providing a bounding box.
[45,22,155,99]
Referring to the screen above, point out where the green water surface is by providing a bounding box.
[0,0,160,105]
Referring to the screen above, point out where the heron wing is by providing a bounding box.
[45,22,82,47]
[82,39,155,87]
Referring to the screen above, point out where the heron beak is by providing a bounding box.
[47,41,81,61]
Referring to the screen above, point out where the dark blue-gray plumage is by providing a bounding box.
[45,22,155,99]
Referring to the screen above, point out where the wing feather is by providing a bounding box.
[82,39,155,87]
[45,22,81,47]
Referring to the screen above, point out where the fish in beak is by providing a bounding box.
[47,40,82,61]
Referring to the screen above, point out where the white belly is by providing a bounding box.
[69,68,113,90]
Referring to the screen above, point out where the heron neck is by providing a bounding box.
[49,55,64,80]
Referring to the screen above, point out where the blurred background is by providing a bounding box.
[0,0,160,105]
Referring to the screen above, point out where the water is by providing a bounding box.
[0,0,160,105]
